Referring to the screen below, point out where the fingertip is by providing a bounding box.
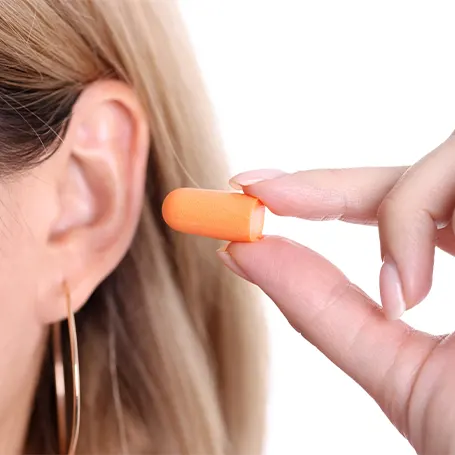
[379,258,406,320]
[404,274,432,312]
[396,247,434,311]
[216,245,252,282]
[228,179,243,191]
[379,254,433,319]
[229,169,288,190]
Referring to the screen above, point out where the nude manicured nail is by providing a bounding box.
[380,257,406,320]
[216,244,251,282]
[229,169,287,190]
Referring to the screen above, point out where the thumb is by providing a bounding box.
[219,237,439,431]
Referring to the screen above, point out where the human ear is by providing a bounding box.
[39,80,149,324]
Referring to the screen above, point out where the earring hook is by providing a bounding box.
[52,282,81,455]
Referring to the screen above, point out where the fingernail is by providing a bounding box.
[216,244,251,282]
[229,169,287,190]
[380,257,406,320]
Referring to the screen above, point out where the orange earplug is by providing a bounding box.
[162,188,265,242]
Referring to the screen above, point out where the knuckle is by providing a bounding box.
[307,278,352,327]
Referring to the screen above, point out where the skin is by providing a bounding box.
[220,132,455,455]
[0,80,149,453]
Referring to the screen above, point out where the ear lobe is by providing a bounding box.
[44,82,149,321]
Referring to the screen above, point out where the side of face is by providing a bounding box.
[0,80,150,337]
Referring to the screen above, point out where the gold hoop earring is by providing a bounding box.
[52,282,81,455]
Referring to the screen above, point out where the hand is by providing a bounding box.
[217,134,455,454]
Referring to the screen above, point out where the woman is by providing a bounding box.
[0,1,266,453]
[5,1,455,454]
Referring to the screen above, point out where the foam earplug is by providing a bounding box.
[162,188,265,242]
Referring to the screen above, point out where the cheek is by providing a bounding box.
[0,210,41,330]
[0,177,56,327]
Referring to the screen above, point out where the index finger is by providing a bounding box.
[230,167,407,224]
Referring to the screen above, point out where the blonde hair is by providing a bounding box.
[0,1,267,453]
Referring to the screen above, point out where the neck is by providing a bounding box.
[0,324,47,454]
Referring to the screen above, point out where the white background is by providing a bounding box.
[181,2,455,454]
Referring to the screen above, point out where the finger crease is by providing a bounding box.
[304,279,352,329]
[378,327,416,430]
[405,334,449,449]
